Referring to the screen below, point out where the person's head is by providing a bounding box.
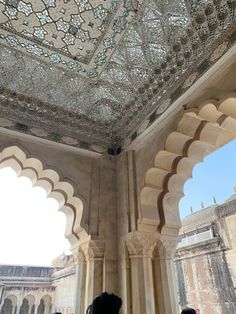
[86,292,122,314]
[181,308,196,314]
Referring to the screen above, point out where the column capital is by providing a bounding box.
[86,239,105,260]
[71,237,106,313]
[72,236,105,262]
[72,247,86,264]
[125,231,157,258]
[155,236,178,260]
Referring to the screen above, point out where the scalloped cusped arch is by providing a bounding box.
[0,145,88,247]
[140,95,236,236]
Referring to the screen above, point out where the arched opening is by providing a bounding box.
[0,145,87,314]
[1,299,13,314]
[140,95,236,235]
[179,139,236,218]
[137,94,236,313]
[0,295,17,314]
[40,296,51,314]
[0,145,86,247]
[19,299,29,314]
[36,300,44,314]
[0,167,70,265]
[174,139,236,313]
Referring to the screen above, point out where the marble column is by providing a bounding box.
[15,301,22,314]
[72,237,105,314]
[72,248,87,314]
[33,304,39,314]
[43,303,50,314]
[84,240,105,310]
[126,232,157,314]
[0,285,5,309]
[13,305,18,314]
[153,236,179,314]
[123,232,179,314]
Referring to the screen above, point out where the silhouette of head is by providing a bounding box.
[86,292,122,314]
[181,308,196,314]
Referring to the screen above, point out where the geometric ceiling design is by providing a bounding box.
[0,0,141,77]
[0,0,236,153]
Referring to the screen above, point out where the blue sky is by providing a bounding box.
[179,139,236,218]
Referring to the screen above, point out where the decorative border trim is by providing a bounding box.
[0,1,143,78]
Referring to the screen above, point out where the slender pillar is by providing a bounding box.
[28,304,34,314]
[12,305,16,314]
[72,248,87,314]
[84,240,105,309]
[44,303,50,314]
[0,285,5,309]
[34,304,39,314]
[123,232,179,314]
[125,232,157,314]
[50,302,56,314]
[15,301,21,314]
[153,236,179,314]
[72,237,105,314]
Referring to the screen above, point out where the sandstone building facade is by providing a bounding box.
[1,0,236,313]
[0,255,76,314]
[175,196,236,313]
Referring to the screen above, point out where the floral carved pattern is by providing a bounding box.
[0,0,236,151]
[0,0,142,76]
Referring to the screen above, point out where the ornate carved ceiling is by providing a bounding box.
[0,0,140,77]
[0,0,236,153]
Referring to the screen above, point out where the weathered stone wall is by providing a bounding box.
[223,211,236,288]
[52,267,76,314]
[175,198,236,313]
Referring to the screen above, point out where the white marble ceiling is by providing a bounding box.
[0,0,236,153]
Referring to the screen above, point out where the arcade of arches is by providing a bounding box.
[0,260,76,314]
[2,7,236,314]
[1,294,51,314]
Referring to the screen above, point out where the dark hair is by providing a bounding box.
[181,308,196,314]
[88,292,122,314]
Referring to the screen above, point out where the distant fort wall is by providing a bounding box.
[175,196,236,313]
[0,255,76,314]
